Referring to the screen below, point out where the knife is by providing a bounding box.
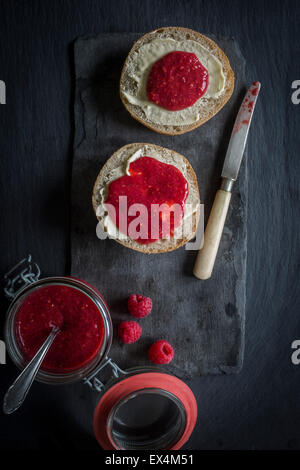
[193,81,261,280]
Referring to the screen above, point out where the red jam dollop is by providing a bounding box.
[147,51,209,111]
[105,156,189,244]
[15,285,104,372]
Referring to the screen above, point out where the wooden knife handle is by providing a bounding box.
[193,189,232,280]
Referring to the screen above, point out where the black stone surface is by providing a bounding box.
[0,0,300,451]
[71,33,247,378]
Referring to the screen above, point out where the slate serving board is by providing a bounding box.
[71,33,247,379]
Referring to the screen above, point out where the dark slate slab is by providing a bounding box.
[71,33,247,378]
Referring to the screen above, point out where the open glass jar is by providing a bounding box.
[4,256,197,450]
[5,276,113,385]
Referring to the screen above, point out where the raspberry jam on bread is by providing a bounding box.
[93,143,200,253]
[15,285,104,372]
[105,156,189,244]
[147,51,209,111]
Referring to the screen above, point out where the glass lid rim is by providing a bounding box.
[106,386,187,450]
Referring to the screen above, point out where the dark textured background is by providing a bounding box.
[0,0,299,451]
[71,33,247,378]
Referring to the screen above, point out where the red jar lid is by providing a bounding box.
[93,371,197,450]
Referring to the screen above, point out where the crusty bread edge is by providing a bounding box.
[92,143,200,254]
[119,27,235,135]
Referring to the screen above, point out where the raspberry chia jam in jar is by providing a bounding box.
[5,277,112,384]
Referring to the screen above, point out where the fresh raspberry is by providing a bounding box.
[148,340,174,365]
[128,294,152,318]
[118,321,142,344]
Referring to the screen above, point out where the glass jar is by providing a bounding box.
[3,257,197,450]
[4,276,112,385]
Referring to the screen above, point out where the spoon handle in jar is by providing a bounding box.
[3,326,60,414]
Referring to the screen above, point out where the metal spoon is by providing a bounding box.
[3,325,60,414]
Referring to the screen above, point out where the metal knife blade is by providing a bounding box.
[222,81,261,181]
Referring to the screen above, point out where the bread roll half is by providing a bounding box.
[120,27,234,135]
